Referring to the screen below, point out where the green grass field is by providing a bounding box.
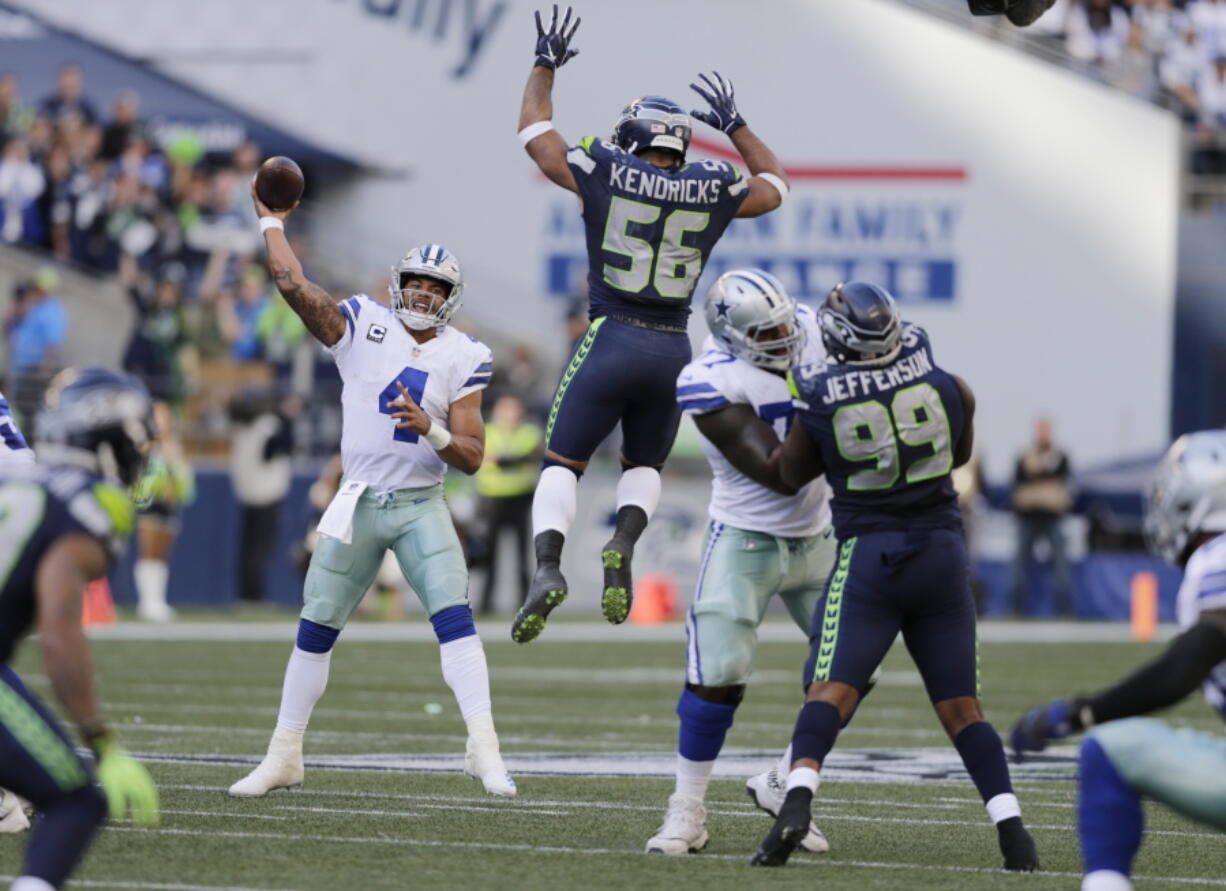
[2,621,1224,890]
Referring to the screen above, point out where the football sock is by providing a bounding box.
[23,784,106,887]
[953,722,1019,823]
[615,466,660,524]
[134,558,170,614]
[276,646,332,733]
[1078,737,1142,879]
[674,755,715,802]
[1082,872,1134,891]
[776,743,793,776]
[674,689,737,800]
[11,879,55,891]
[790,700,841,767]
[532,465,578,538]
[440,634,492,721]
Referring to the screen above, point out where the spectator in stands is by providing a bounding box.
[100,92,142,161]
[124,262,196,407]
[0,137,45,244]
[219,264,272,362]
[1197,53,1226,127]
[0,73,32,141]
[1066,0,1131,63]
[476,395,542,614]
[36,140,74,259]
[1189,0,1226,56]
[1010,417,1075,616]
[1160,23,1208,119]
[7,267,65,377]
[1133,0,1186,55]
[38,63,96,127]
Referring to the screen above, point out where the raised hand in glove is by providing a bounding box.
[534,5,581,71]
[1010,698,1086,761]
[690,71,746,136]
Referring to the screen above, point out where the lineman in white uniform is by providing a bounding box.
[230,187,515,798]
[647,270,835,855]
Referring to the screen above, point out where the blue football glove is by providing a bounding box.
[534,5,580,71]
[689,71,746,136]
[1010,699,1078,761]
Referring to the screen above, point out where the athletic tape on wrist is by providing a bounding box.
[425,423,452,451]
[518,120,554,147]
[759,172,789,202]
[259,217,284,233]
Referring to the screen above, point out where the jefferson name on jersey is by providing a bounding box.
[332,294,492,491]
[805,345,937,407]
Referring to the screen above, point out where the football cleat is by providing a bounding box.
[998,816,1040,871]
[1006,0,1057,26]
[136,602,176,623]
[463,719,516,797]
[600,536,634,625]
[750,790,812,867]
[745,769,829,853]
[228,727,304,797]
[0,789,30,833]
[646,793,709,855]
[511,564,568,643]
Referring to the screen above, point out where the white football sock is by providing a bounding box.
[1082,870,1134,891]
[777,743,793,775]
[786,766,820,794]
[11,878,54,891]
[275,647,331,734]
[440,634,492,721]
[134,558,169,613]
[616,466,661,520]
[674,754,715,802]
[532,465,578,537]
[986,792,1022,824]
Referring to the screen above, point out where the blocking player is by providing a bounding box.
[750,283,1039,870]
[645,270,833,856]
[513,5,792,642]
[0,368,161,889]
[229,188,515,798]
[1012,431,1226,891]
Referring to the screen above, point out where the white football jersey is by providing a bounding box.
[1176,531,1226,723]
[330,295,492,491]
[676,305,831,538]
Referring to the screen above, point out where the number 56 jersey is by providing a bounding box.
[330,294,492,491]
[789,325,967,539]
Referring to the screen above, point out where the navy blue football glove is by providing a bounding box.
[534,5,580,71]
[1010,699,1079,761]
[690,71,746,136]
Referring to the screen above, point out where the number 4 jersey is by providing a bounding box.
[331,295,492,491]
[677,305,831,538]
[789,325,966,539]
[567,137,749,326]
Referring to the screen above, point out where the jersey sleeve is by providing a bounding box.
[454,337,494,402]
[721,161,750,214]
[567,136,617,191]
[1193,547,1226,613]
[676,353,739,416]
[62,478,135,564]
[328,294,370,359]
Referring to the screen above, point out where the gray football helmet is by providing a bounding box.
[1144,430,1226,565]
[703,269,803,372]
[388,243,464,330]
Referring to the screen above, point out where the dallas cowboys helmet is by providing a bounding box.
[704,269,803,372]
[612,96,691,160]
[819,281,903,367]
[388,244,464,330]
[36,368,155,486]
[1144,430,1226,565]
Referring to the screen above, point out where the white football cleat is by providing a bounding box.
[646,793,709,854]
[228,727,304,798]
[463,718,516,797]
[0,789,30,833]
[745,769,830,854]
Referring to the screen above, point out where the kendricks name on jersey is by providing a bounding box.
[608,163,725,204]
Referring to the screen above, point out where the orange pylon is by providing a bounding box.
[81,578,117,626]
[629,573,680,624]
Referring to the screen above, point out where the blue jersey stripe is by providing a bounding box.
[677,382,718,397]
[473,362,493,374]
[462,375,491,389]
[678,395,730,413]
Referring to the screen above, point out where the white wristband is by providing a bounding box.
[259,217,284,233]
[424,422,452,451]
[518,120,554,147]
[759,172,789,203]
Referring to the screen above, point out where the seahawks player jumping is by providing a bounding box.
[229,187,514,798]
[750,283,1038,871]
[0,369,160,890]
[646,270,833,856]
[1013,431,1226,891]
[514,5,791,642]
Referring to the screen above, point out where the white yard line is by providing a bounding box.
[0,877,293,891]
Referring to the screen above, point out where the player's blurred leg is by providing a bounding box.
[600,466,658,624]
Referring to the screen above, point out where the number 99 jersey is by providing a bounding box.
[331,294,492,491]
[788,325,966,539]
[567,137,749,327]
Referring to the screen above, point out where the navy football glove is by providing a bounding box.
[690,71,746,136]
[534,5,580,71]
[1010,699,1081,761]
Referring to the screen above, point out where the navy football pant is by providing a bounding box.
[804,529,978,703]
[545,317,691,467]
[0,664,107,886]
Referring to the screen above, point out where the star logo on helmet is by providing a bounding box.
[715,299,731,319]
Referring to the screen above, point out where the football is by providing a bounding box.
[254,156,304,212]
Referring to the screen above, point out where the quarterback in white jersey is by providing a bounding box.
[1012,431,1226,890]
[646,270,835,856]
[229,186,515,800]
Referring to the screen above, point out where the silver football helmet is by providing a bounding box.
[703,269,804,372]
[1144,430,1226,565]
[388,243,464,330]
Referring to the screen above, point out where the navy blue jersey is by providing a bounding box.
[566,137,749,326]
[0,463,134,664]
[789,325,966,538]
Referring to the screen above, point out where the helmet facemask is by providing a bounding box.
[388,244,464,330]
[706,269,804,372]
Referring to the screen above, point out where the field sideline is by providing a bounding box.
[2,622,1223,889]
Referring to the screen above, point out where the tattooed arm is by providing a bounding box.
[252,186,346,347]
